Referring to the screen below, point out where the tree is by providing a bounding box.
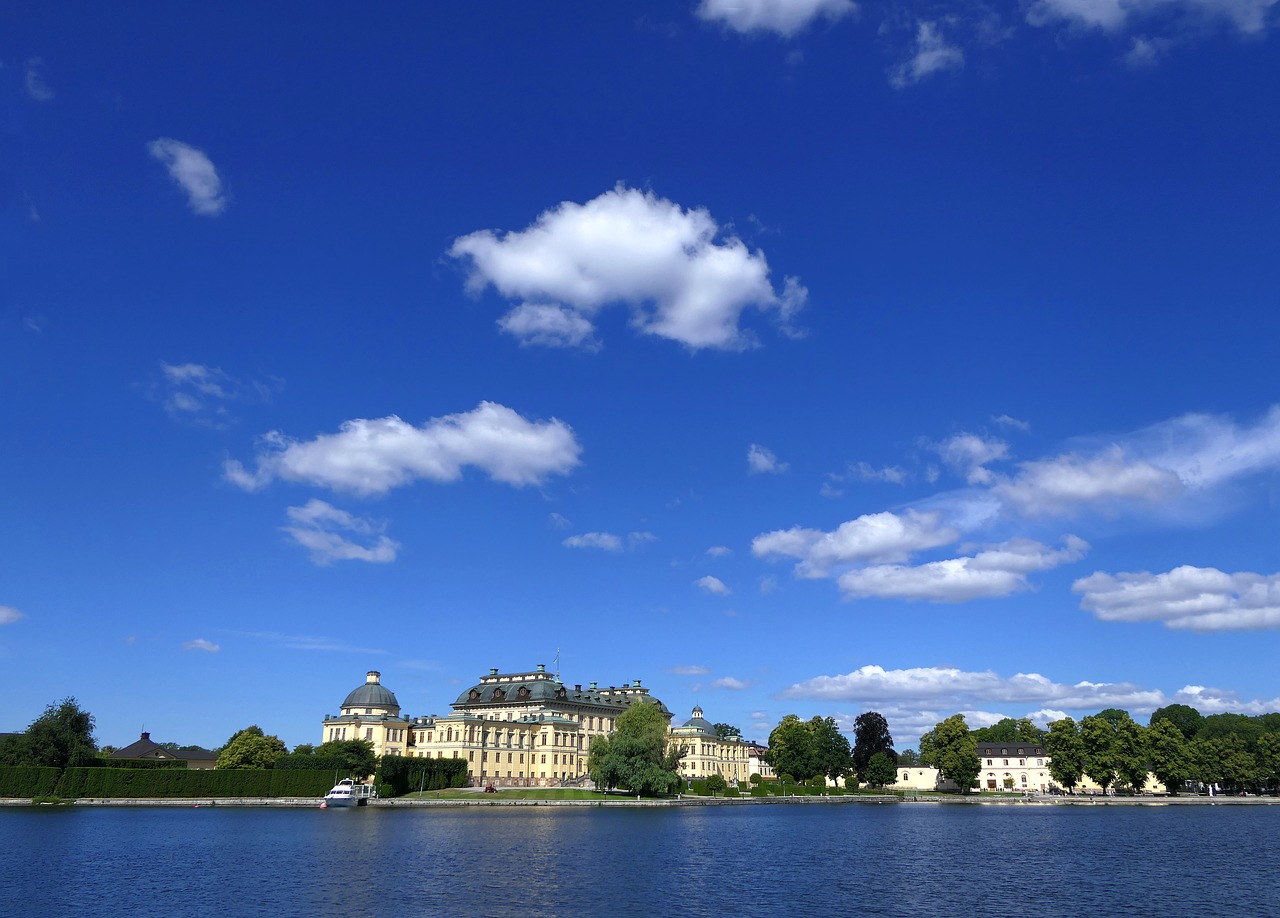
[764,715,820,782]
[864,751,898,788]
[1214,734,1259,793]
[293,743,316,756]
[897,748,919,766]
[20,698,98,769]
[972,718,1046,745]
[1045,718,1085,792]
[587,702,684,797]
[917,729,937,768]
[713,723,739,740]
[216,726,287,769]
[1080,715,1119,793]
[705,774,728,797]
[931,715,979,792]
[1150,703,1205,741]
[1147,719,1192,794]
[316,739,377,779]
[852,712,896,781]
[1113,714,1148,792]
[809,716,854,782]
[1255,733,1280,792]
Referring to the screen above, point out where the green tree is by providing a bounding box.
[972,718,1046,745]
[931,715,979,793]
[897,748,919,766]
[705,773,728,797]
[1149,703,1205,741]
[587,702,684,797]
[712,723,740,740]
[1112,712,1149,792]
[316,739,377,779]
[1214,733,1259,793]
[292,743,316,756]
[216,726,287,769]
[1045,718,1085,792]
[809,715,854,782]
[20,698,98,768]
[917,729,937,768]
[1255,733,1280,792]
[764,715,820,781]
[1080,715,1119,792]
[864,751,898,788]
[1147,719,1192,794]
[852,711,895,781]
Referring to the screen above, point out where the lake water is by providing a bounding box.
[2,803,1276,917]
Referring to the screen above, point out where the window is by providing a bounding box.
[986,759,992,766]
[542,734,547,746]
[541,754,546,764]
[366,728,373,740]
[1019,759,1026,766]
[1037,758,1044,766]
[469,751,474,761]
[507,753,512,763]
[1002,759,1009,766]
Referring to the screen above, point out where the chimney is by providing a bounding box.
[140,731,150,742]
[537,663,546,673]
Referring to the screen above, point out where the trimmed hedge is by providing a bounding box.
[56,768,271,798]
[268,769,339,798]
[274,754,350,772]
[376,756,469,796]
[0,766,62,798]
[101,758,189,769]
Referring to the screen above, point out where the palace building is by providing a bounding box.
[320,666,753,788]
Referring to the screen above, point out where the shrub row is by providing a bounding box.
[376,756,469,796]
[48,768,339,799]
[0,766,62,797]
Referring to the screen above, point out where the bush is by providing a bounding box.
[55,768,273,798]
[688,779,709,796]
[376,756,470,797]
[0,766,62,797]
[274,754,350,772]
[268,769,336,797]
[102,758,188,769]
[749,773,762,785]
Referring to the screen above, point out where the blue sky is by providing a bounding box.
[3,1,1278,751]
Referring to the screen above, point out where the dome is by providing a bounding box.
[682,705,715,735]
[342,671,400,712]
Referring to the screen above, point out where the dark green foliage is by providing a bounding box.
[1150,704,1205,740]
[706,774,728,796]
[274,754,352,772]
[852,712,896,781]
[766,714,854,782]
[315,739,378,779]
[689,779,709,796]
[19,698,98,769]
[713,723,739,740]
[376,756,469,796]
[931,714,980,792]
[55,768,272,798]
[864,751,898,788]
[1045,718,1085,791]
[0,766,62,797]
[267,769,338,797]
[971,718,1046,745]
[588,703,684,797]
[216,727,287,769]
[103,758,188,769]
[897,749,919,766]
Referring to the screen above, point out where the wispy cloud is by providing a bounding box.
[226,402,581,496]
[711,676,751,690]
[24,58,54,102]
[747,443,789,475]
[153,361,276,427]
[450,184,805,351]
[0,606,24,625]
[706,545,733,558]
[890,20,964,88]
[563,530,657,552]
[696,0,857,37]
[147,138,227,216]
[669,665,712,676]
[183,638,220,653]
[282,499,400,566]
[228,630,387,655]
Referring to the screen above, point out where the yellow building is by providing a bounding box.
[321,665,751,789]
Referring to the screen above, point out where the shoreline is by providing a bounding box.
[3,793,1278,809]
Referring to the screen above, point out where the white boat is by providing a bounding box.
[322,777,376,807]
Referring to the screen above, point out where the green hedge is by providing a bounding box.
[376,756,469,796]
[268,769,339,797]
[274,754,350,772]
[56,768,272,798]
[0,766,62,797]
[101,758,189,769]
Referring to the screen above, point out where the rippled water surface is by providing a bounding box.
[3,803,1275,917]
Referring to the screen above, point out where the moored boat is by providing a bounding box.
[322,777,375,807]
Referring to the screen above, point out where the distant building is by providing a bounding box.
[976,741,1051,793]
[109,731,217,770]
[321,666,750,788]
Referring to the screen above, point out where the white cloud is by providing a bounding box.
[497,303,600,351]
[839,536,1089,602]
[747,443,789,475]
[1027,0,1277,34]
[932,433,1009,485]
[696,0,857,36]
[147,138,227,216]
[753,509,960,577]
[851,462,909,484]
[0,606,24,625]
[994,446,1183,517]
[24,58,54,102]
[563,532,623,551]
[890,21,965,88]
[706,545,733,558]
[670,665,712,676]
[282,499,400,566]
[225,401,581,497]
[230,630,386,655]
[1074,564,1280,631]
[695,575,732,595]
[183,638,220,653]
[711,676,751,690]
[759,575,779,594]
[548,512,573,529]
[450,185,806,351]
[992,414,1031,433]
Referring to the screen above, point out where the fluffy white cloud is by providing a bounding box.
[282,499,399,566]
[0,605,24,625]
[695,575,732,595]
[1074,565,1280,631]
[225,401,581,496]
[1027,0,1276,34]
[747,443,789,475]
[711,676,751,690]
[563,532,622,551]
[450,185,806,351]
[994,446,1183,517]
[183,638,220,652]
[706,545,733,558]
[147,138,227,216]
[890,21,965,88]
[782,663,1167,713]
[696,0,857,36]
[839,536,1089,602]
[496,303,599,350]
[753,509,960,577]
[24,58,54,102]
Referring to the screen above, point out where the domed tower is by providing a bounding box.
[340,671,401,718]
